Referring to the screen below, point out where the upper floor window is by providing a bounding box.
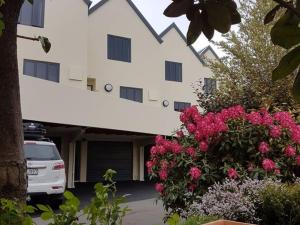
[23,59,60,83]
[174,101,191,112]
[107,35,131,63]
[203,78,217,95]
[18,0,45,27]
[120,86,143,103]
[165,61,182,82]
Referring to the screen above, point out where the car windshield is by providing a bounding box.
[24,144,61,161]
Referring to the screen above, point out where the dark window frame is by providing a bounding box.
[23,59,60,83]
[203,78,217,95]
[165,61,182,82]
[174,101,191,112]
[107,34,131,63]
[18,0,45,28]
[120,86,143,103]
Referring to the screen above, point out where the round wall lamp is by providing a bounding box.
[104,83,113,92]
[162,100,169,107]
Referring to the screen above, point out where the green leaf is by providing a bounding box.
[38,36,51,53]
[0,19,5,37]
[292,69,300,102]
[272,45,300,80]
[202,11,214,40]
[64,191,75,200]
[40,212,52,220]
[164,0,192,18]
[37,204,50,212]
[206,1,232,33]
[264,5,281,25]
[187,11,203,46]
[271,12,300,49]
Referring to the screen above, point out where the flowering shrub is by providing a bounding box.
[197,178,277,223]
[147,105,300,215]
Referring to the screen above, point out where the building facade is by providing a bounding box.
[17,0,218,187]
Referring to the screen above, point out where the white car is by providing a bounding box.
[24,140,66,204]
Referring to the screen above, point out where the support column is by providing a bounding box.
[132,143,140,181]
[67,142,76,188]
[80,141,87,183]
[139,146,145,181]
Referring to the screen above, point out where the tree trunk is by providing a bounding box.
[0,0,26,201]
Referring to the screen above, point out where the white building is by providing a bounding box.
[17,0,218,187]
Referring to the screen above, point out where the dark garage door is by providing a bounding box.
[87,142,133,182]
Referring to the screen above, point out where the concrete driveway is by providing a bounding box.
[33,181,166,225]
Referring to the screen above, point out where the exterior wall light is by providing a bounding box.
[104,83,113,92]
[162,100,169,107]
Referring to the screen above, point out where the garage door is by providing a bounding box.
[87,142,133,182]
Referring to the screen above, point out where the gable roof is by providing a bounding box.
[88,0,213,65]
[198,45,220,61]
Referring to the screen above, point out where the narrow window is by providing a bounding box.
[107,35,131,62]
[203,78,217,95]
[23,59,60,83]
[174,101,191,112]
[120,86,143,103]
[165,61,182,82]
[19,0,45,27]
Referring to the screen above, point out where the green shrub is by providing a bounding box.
[258,184,300,225]
[0,198,36,225]
[166,214,219,225]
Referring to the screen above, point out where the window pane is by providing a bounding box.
[127,88,134,100]
[120,87,142,103]
[19,1,33,26]
[120,87,127,98]
[48,64,59,82]
[23,60,35,76]
[107,35,131,62]
[32,0,44,27]
[165,61,182,82]
[174,101,191,112]
[36,62,47,80]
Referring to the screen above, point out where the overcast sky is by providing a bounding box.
[91,0,224,55]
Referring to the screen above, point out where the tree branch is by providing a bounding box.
[16,35,39,41]
[273,0,300,18]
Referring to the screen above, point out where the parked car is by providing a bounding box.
[23,123,66,204]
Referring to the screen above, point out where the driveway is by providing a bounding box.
[32,181,166,225]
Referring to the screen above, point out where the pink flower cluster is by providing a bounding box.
[189,167,202,180]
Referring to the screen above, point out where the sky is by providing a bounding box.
[90,0,224,56]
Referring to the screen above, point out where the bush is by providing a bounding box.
[148,105,300,215]
[0,169,129,225]
[258,184,300,225]
[166,214,219,225]
[197,178,277,224]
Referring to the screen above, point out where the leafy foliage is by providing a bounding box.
[167,213,219,225]
[258,183,300,225]
[0,198,36,225]
[164,0,241,45]
[38,36,51,53]
[194,0,298,113]
[148,105,300,216]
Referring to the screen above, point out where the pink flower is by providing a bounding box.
[155,183,164,193]
[259,142,270,154]
[194,130,202,142]
[247,112,262,125]
[187,123,196,134]
[199,141,208,152]
[296,156,300,166]
[157,146,167,155]
[155,135,165,145]
[227,168,238,179]
[291,125,300,144]
[189,167,202,180]
[269,125,282,138]
[284,146,296,157]
[274,112,295,128]
[248,163,255,172]
[186,147,196,157]
[150,146,158,156]
[262,159,276,172]
[180,113,188,124]
[176,130,184,138]
[261,111,273,126]
[171,143,182,154]
[146,161,154,174]
[275,168,281,175]
[159,170,168,181]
